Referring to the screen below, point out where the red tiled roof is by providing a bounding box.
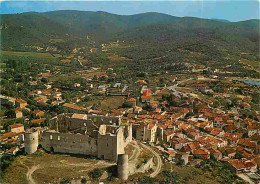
[141,95,151,99]
[63,103,82,110]
[215,117,223,122]
[229,159,245,170]
[15,99,27,103]
[0,132,18,140]
[32,110,44,114]
[10,124,23,128]
[165,131,174,136]
[31,118,46,124]
[127,98,136,102]
[193,149,208,155]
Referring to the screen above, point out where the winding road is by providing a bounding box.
[26,165,40,184]
[140,143,162,178]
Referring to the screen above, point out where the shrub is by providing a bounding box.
[139,176,156,184]
[60,177,71,184]
[81,177,87,184]
[90,168,102,179]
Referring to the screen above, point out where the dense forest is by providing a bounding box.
[1,11,259,51]
[1,11,259,76]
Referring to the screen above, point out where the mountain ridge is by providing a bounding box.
[1,10,259,53]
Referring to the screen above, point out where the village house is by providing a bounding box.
[136,80,147,85]
[144,123,158,143]
[0,131,24,144]
[86,83,93,88]
[247,126,259,137]
[72,96,81,103]
[221,159,257,173]
[134,106,142,114]
[74,83,81,87]
[29,81,38,86]
[220,147,236,158]
[192,83,206,91]
[135,122,158,143]
[208,148,222,160]
[32,110,45,117]
[171,138,189,150]
[126,98,137,107]
[141,95,151,103]
[6,146,19,156]
[34,90,42,95]
[197,75,205,80]
[9,124,24,133]
[170,76,177,82]
[214,117,225,128]
[163,131,175,143]
[192,149,210,159]
[15,110,23,118]
[15,99,27,108]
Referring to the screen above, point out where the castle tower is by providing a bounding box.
[117,154,128,180]
[25,129,39,154]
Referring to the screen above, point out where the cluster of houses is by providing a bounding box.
[1,66,260,183]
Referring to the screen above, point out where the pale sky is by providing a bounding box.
[0,1,259,22]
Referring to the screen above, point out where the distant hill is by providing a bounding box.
[1,10,259,53]
[211,18,230,22]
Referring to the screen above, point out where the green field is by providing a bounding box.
[0,51,54,57]
[240,59,259,68]
[0,50,60,68]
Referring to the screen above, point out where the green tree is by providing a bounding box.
[81,178,87,184]
[90,168,102,179]
[5,109,16,118]
[139,176,156,184]
[60,178,71,184]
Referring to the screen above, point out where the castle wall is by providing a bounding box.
[40,131,98,155]
[88,115,121,126]
[124,124,132,145]
[97,133,118,161]
[49,114,97,132]
[41,113,132,162]
[117,127,125,155]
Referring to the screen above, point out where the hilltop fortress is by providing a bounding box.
[25,113,132,162]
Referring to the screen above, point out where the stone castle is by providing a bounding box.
[25,113,132,162]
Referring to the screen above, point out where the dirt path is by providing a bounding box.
[26,165,40,184]
[140,143,162,178]
[60,160,114,167]
[128,141,141,162]
[237,174,255,184]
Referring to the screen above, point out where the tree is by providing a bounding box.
[5,109,16,118]
[241,132,249,138]
[161,171,180,183]
[176,159,185,166]
[81,178,87,184]
[60,178,71,184]
[90,168,102,179]
[1,101,14,109]
[235,152,243,159]
[139,176,156,184]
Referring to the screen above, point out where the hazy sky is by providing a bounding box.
[0,1,259,22]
